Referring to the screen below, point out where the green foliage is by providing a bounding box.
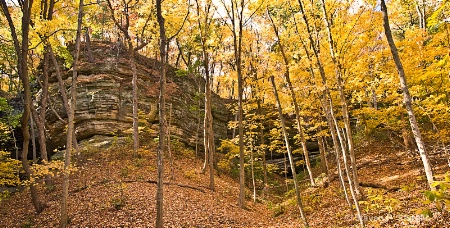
[183,169,199,181]
[0,97,21,150]
[217,139,241,178]
[0,151,20,201]
[175,69,188,77]
[359,188,401,214]
[267,201,284,217]
[111,182,127,210]
[217,159,231,173]
[419,172,450,217]
[55,46,74,69]
[0,151,20,187]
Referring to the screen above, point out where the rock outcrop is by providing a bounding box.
[45,42,229,152]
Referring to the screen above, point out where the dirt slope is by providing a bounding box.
[1,140,449,227]
[0,141,301,227]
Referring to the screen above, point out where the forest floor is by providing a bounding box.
[0,138,449,227]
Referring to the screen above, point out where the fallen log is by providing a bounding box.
[71,179,207,193]
[123,179,207,193]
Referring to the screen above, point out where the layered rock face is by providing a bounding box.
[45,42,229,151]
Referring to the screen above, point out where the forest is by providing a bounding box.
[0,0,449,227]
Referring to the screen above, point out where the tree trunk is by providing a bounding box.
[30,116,37,163]
[156,0,167,226]
[227,0,246,209]
[320,94,353,214]
[129,41,139,157]
[381,0,435,190]
[372,87,377,110]
[32,47,50,185]
[318,135,329,177]
[319,0,360,196]
[37,48,49,162]
[250,145,256,202]
[257,100,268,189]
[1,0,43,214]
[330,101,364,227]
[415,0,426,30]
[268,11,315,186]
[84,27,94,62]
[61,0,82,226]
[270,76,309,227]
[294,0,352,210]
[167,103,174,180]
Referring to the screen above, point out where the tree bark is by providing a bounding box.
[129,40,139,156]
[226,0,246,209]
[381,0,435,190]
[167,103,174,180]
[257,100,268,189]
[30,116,37,163]
[156,0,167,226]
[270,76,309,227]
[61,0,82,226]
[34,48,49,166]
[318,135,329,178]
[330,101,364,227]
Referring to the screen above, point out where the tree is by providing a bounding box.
[318,0,361,196]
[220,0,263,209]
[221,0,246,208]
[0,0,43,214]
[380,0,435,190]
[105,0,141,156]
[194,0,216,190]
[267,7,315,187]
[270,75,309,227]
[61,0,83,226]
[155,0,167,226]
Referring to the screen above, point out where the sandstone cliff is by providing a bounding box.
[45,42,229,151]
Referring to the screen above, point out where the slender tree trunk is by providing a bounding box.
[381,0,435,190]
[228,0,246,209]
[319,0,360,196]
[129,41,139,156]
[372,87,377,110]
[415,0,426,30]
[320,95,353,214]
[202,99,208,173]
[232,113,237,139]
[30,116,37,163]
[293,0,352,209]
[167,103,174,180]
[208,108,215,190]
[257,100,268,189]
[156,0,167,226]
[270,76,309,227]
[250,144,256,202]
[268,11,315,186]
[195,79,201,158]
[318,135,329,177]
[84,27,94,62]
[37,48,49,164]
[61,0,82,226]
[1,0,42,214]
[330,101,364,227]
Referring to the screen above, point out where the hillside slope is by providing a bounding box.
[0,139,301,227]
[1,139,449,227]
